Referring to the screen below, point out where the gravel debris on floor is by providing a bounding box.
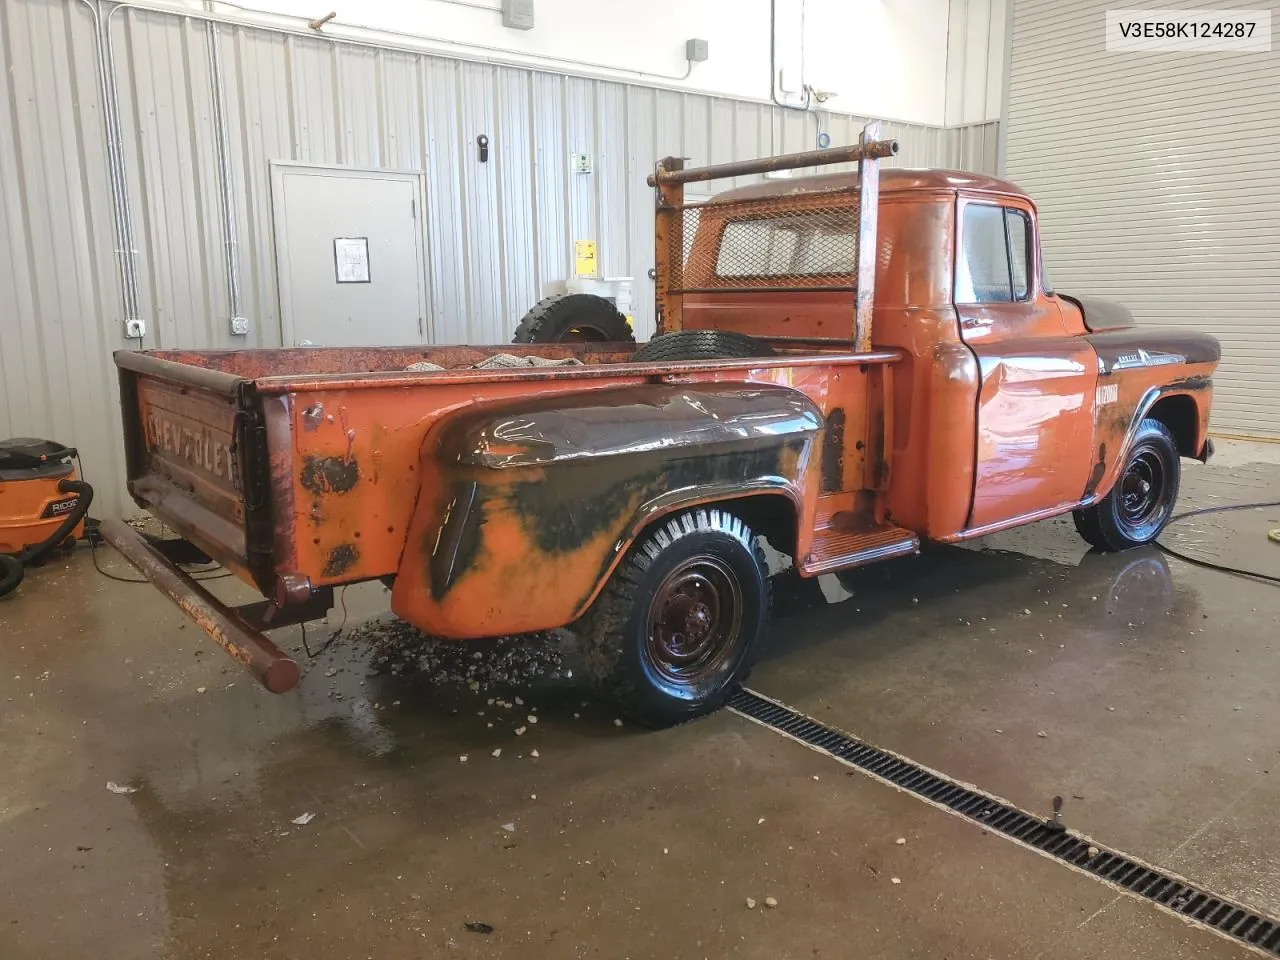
[347,616,573,692]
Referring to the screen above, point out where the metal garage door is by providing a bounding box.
[1003,0,1280,438]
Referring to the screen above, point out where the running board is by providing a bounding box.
[799,516,919,576]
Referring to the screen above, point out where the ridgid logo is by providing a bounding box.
[1106,9,1271,51]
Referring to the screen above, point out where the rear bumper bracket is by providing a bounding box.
[98,518,301,693]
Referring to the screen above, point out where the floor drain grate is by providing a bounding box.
[728,686,1280,956]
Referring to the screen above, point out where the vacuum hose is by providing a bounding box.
[0,555,20,597]
[0,478,94,599]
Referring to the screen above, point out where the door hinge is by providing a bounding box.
[411,197,417,219]
[418,316,424,336]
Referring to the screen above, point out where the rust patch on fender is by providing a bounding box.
[1163,375,1212,392]
[323,543,360,577]
[508,440,800,558]
[1083,442,1107,499]
[301,456,359,495]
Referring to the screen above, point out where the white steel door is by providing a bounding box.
[271,165,428,347]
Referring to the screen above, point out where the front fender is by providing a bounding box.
[390,383,822,638]
[1081,329,1219,504]
[1082,378,1214,506]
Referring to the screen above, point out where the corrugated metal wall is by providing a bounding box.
[945,0,1008,125]
[0,0,1000,516]
[1005,0,1279,439]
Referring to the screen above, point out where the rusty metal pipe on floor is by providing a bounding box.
[97,518,300,694]
[647,139,898,186]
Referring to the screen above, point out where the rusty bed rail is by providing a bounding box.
[98,518,300,694]
[645,137,898,187]
[650,121,896,353]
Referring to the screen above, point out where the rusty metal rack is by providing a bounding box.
[648,122,898,352]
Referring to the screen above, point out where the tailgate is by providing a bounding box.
[116,351,270,588]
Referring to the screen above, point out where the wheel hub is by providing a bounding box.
[646,557,743,683]
[1120,449,1165,526]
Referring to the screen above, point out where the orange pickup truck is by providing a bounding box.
[105,124,1219,726]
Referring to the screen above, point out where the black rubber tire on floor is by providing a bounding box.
[1073,418,1181,552]
[511,293,634,343]
[0,554,24,599]
[631,329,775,363]
[576,508,770,728]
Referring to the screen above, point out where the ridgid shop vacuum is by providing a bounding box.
[0,439,93,598]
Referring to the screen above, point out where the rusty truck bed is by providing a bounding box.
[116,339,901,598]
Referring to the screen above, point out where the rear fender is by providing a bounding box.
[390,384,821,638]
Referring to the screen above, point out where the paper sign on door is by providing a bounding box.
[334,237,371,283]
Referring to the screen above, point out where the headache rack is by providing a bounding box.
[648,121,897,352]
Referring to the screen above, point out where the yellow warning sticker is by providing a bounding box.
[574,240,597,278]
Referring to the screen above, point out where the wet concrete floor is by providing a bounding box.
[0,452,1277,959]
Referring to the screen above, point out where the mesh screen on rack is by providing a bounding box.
[670,192,860,292]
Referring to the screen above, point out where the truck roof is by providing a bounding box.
[709,168,1025,203]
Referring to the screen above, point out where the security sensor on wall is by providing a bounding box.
[808,88,837,103]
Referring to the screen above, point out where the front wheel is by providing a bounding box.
[576,508,770,727]
[1074,418,1181,551]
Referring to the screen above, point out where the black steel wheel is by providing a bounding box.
[512,293,634,343]
[644,554,743,686]
[1074,418,1181,551]
[576,508,770,727]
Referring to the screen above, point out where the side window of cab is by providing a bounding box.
[956,204,1033,304]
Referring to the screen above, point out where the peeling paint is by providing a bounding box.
[323,543,359,577]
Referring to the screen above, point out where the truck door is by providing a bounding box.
[954,197,1097,531]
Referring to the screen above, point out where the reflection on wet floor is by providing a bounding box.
[768,540,1184,643]
[287,535,1190,758]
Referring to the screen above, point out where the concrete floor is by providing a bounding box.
[1,444,1277,959]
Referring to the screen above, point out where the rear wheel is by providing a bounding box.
[1074,418,1180,551]
[512,293,634,343]
[576,508,769,727]
[632,330,774,363]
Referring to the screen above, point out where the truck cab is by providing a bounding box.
[669,168,1217,544]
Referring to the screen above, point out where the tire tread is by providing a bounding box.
[631,330,774,363]
[512,293,634,343]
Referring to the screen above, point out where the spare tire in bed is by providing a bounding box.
[631,330,775,363]
[512,293,634,343]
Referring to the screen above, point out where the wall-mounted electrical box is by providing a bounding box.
[685,38,709,62]
[502,0,534,30]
